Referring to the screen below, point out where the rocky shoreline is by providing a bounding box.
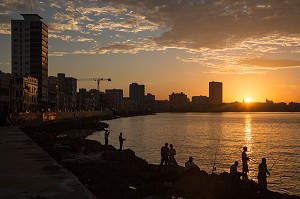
[20,117,299,199]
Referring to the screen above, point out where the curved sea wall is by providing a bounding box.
[14,110,113,123]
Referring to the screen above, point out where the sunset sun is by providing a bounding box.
[245,97,252,103]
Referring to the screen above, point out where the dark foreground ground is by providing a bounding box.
[20,117,300,199]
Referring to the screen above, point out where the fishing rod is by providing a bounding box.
[212,149,217,174]
[269,154,281,171]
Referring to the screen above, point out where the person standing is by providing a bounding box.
[159,143,169,171]
[242,146,250,181]
[169,144,178,166]
[104,130,110,146]
[257,158,270,191]
[118,132,126,150]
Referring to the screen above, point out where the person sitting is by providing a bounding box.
[230,161,242,178]
[185,156,200,174]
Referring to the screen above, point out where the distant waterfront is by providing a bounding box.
[88,112,300,196]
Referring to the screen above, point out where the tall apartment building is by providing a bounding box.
[11,14,48,110]
[105,89,123,111]
[209,81,223,104]
[129,83,145,110]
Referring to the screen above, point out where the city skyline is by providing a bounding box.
[1,1,300,103]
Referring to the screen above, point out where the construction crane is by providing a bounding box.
[77,78,111,92]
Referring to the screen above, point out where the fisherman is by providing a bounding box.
[169,144,178,166]
[230,161,242,178]
[118,132,126,150]
[104,130,110,146]
[257,158,270,191]
[159,143,169,171]
[185,156,200,174]
[242,146,250,181]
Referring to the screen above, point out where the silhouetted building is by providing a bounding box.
[209,81,222,105]
[121,97,136,111]
[192,95,209,105]
[0,71,16,110]
[105,89,123,111]
[144,93,156,110]
[11,14,48,110]
[57,73,77,111]
[48,76,59,111]
[129,83,145,110]
[169,92,189,108]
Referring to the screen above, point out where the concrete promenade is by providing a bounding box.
[0,126,96,199]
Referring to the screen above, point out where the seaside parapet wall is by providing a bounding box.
[14,110,113,123]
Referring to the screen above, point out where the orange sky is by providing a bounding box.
[0,1,299,103]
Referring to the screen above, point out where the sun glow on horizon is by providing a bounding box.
[244,97,252,103]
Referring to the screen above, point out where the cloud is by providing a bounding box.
[238,58,300,69]
[97,39,164,54]
[1,0,300,75]
[106,0,300,49]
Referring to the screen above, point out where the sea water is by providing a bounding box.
[88,112,300,195]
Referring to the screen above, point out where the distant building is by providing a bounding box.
[209,81,223,104]
[129,83,145,110]
[169,92,189,107]
[77,88,93,110]
[105,89,123,111]
[192,95,209,105]
[57,73,77,111]
[121,97,136,111]
[65,77,77,110]
[11,14,48,109]
[144,93,156,110]
[15,76,38,112]
[48,76,59,111]
[0,71,16,110]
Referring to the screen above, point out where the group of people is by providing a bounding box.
[159,143,271,192]
[159,142,201,174]
[230,146,271,192]
[103,130,126,150]
[159,143,178,170]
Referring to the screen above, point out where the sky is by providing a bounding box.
[0,0,300,103]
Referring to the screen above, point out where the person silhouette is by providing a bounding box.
[104,130,110,146]
[118,132,126,150]
[169,144,178,166]
[258,158,270,192]
[242,146,250,181]
[159,143,169,171]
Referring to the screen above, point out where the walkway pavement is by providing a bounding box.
[0,126,96,199]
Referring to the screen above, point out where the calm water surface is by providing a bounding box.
[88,112,300,195]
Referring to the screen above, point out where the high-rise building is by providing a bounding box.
[209,81,223,104]
[129,83,145,110]
[11,14,48,110]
